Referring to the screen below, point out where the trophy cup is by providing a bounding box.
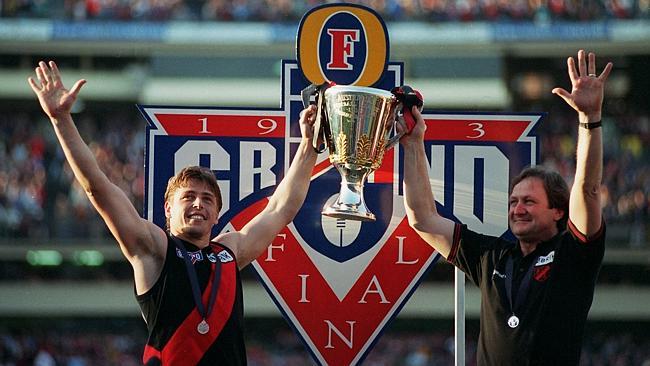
[310,85,401,222]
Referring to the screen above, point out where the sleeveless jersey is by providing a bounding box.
[137,234,246,365]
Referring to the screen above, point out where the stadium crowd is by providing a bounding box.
[1,105,648,246]
[0,108,145,239]
[1,324,649,365]
[538,103,650,248]
[0,0,649,22]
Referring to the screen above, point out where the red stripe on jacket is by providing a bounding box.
[144,257,237,365]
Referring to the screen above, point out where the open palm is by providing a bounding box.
[552,50,613,121]
[28,61,86,119]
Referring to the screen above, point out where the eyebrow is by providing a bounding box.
[180,188,215,197]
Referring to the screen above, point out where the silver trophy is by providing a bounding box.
[310,85,402,221]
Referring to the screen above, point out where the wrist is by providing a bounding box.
[579,121,602,129]
[400,138,424,151]
[49,113,72,125]
[299,137,318,155]
[578,112,601,125]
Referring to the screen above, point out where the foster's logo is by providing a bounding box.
[297,4,389,86]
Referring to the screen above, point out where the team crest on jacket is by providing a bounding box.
[216,250,234,263]
[175,248,203,263]
[140,4,541,365]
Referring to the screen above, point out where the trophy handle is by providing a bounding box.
[312,86,327,153]
[301,83,331,154]
[384,112,405,151]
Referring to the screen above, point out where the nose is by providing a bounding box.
[511,201,526,215]
[192,197,203,208]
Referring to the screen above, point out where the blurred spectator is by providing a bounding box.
[2,0,649,21]
[0,108,145,239]
[0,324,649,365]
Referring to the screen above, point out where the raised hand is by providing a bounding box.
[552,50,613,122]
[299,104,318,140]
[28,61,86,120]
[397,105,426,146]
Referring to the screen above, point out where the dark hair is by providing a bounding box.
[164,166,222,229]
[510,166,569,231]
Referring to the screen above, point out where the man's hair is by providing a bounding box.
[164,166,222,229]
[510,166,569,231]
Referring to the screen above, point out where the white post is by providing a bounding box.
[455,267,465,366]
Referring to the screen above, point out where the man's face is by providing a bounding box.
[508,177,563,244]
[164,179,220,241]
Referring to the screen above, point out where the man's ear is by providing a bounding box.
[164,201,171,219]
[553,208,565,222]
[213,208,220,225]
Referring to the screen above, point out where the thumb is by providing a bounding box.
[551,87,572,102]
[551,88,571,100]
[69,79,87,98]
[412,106,425,128]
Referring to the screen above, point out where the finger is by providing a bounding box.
[69,79,87,97]
[588,52,596,76]
[27,77,41,93]
[577,49,587,77]
[49,61,62,85]
[599,62,613,82]
[299,106,309,121]
[551,87,571,102]
[566,56,578,83]
[299,104,316,124]
[412,105,422,118]
[35,66,46,85]
[39,61,52,84]
[411,106,425,127]
[307,105,317,121]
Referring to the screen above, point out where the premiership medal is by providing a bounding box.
[197,319,210,335]
[507,315,519,328]
[503,255,536,330]
[173,238,222,337]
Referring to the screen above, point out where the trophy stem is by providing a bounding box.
[322,166,375,222]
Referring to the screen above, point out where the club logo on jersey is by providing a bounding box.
[216,250,234,263]
[297,4,388,86]
[140,4,542,365]
[535,251,555,266]
[207,252,217,263]
[175,248,204,264]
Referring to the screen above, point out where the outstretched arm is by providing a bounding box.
[552,50,613,238]
[218,105,318,268]
[28,61,166,292]
[400,107,456,258]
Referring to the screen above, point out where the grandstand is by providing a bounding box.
[1,1,649,364]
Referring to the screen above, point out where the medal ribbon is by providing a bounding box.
[504,255,535,318]
[173,237,222,325]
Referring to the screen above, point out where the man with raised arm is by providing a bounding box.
[400,50,612,365]
[29,61,318,365]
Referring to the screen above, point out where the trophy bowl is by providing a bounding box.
[320,85,399,221]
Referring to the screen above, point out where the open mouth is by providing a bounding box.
[188,213,206,221]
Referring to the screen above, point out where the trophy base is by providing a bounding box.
[322,206,376,222]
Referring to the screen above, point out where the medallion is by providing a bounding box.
[507,315,519,328]
[197,319,210,335]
